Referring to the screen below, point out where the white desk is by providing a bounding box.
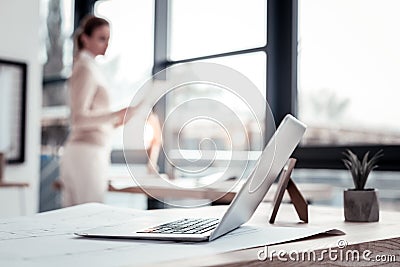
[155,204,400,267]
[1,203,399,266]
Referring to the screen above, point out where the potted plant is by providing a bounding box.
[342,149,383,222]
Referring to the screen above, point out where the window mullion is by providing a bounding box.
[267,0,298,125]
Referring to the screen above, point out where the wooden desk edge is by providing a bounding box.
[151,236,400,267]
[108,183,236,202]
[0,181,29,188]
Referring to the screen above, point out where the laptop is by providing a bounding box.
[76,114,306,242]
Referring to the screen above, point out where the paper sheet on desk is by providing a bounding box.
[0,203,341,267]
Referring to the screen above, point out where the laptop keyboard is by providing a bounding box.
[137,218,219,235]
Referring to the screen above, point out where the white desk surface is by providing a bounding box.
[0,202,359,267]
[155,204,400,267]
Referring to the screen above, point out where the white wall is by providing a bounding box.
[0,0,42,216]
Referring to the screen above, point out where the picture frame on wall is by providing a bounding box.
[0,59,27,163]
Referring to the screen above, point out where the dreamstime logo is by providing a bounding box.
[257,239,397,263]
[122,62,276,207]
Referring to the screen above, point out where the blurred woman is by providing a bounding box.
[60,15,136,207]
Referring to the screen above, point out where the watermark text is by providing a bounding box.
[257,239,397,263]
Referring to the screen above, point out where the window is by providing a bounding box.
[296,0,400,170]
[164,0,268,177]
[169,0,266,60]
[198,52,267,99]
[81,0,399,171]
[94,0,154,150]
[298,0,400,146]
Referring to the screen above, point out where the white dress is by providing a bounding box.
[60,50,117,207]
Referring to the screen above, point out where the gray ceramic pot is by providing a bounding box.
[344,189,379,222]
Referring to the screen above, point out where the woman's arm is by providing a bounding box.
[147,113,162,173]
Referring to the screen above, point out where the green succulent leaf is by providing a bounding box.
[342,149,383,190]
